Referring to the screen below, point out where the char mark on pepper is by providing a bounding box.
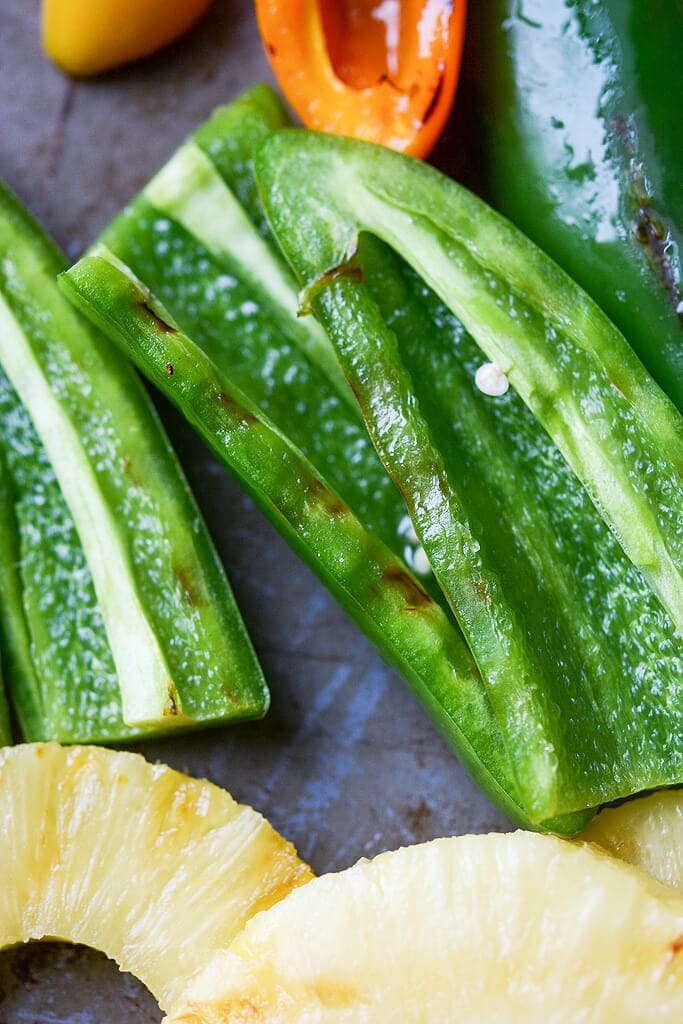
[305,475,348,518]
[217,391,259,425]
[298,250,364,315]
[138,300,179,334]
[175,564,205,608]
[164,683,180,717]
[382,564,433,610]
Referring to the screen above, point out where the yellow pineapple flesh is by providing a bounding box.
[167,831,683,1023]
[0,743,312,1010]
[583,790,683,892]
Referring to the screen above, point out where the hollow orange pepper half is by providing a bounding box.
[255,0,466,159]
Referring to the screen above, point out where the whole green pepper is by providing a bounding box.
[467,0,683,411]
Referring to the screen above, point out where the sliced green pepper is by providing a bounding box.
[255,132,683,636]
[0,450,17,744]
[468,0,683,412]
[57,87,677,826]
[0,179,268,734]
[0,364,144,742]
[0,434,42,740]
[96,120,430,585]
[62,245,552,830]
[250,129,682,820]
[69,90,573,826]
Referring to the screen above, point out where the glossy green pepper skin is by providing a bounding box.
[467,0,683,411]
[61,249,538,830]
[0,363,141,743]
[0,453,15,744]
[62,87,682,828]
[0,180,268,737]
[62,88,556,830]
[256,133,683,636]
[253,129,683,823]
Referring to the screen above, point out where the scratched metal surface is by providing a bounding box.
[0,2,510,1019]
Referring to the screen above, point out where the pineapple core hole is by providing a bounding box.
[0,941,161,1023]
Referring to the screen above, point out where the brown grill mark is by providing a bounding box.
[121,454,142,488]
[605,369,626,397]
[611,115,681,317]
[305,476,347,518]
[139,300,178,334]
[175,565,204,608]
[164,684,179,717]
[472,578,492,605]
[344,373,363,407]
[217,391,258,425]
[299,249,364,315]
[383,564,432,609]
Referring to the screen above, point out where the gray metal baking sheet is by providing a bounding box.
[0,2,510,1019]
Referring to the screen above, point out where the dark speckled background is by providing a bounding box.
[0,2,510,1019]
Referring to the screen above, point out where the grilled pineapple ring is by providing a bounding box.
[584,790,683,892]
[5,744,683,1021]
[168,831,683,1023]
[0,744,311,1011]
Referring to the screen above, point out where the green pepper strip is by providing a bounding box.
[144,138,353,409]
[0,360,148,742]
[328,232,683,816]
[0,180,268,731]
[96,87,446,608]
[0,434,44,741]
[0,450,17,744]
[255,132,683,638]
[89,85,559,822]
[60,249,544,830]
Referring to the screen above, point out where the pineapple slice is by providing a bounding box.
[167,832,683,1023]
[583,791,683,892]
[0,744,311,1010]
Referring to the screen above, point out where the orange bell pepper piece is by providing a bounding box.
[255,0,466,159]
